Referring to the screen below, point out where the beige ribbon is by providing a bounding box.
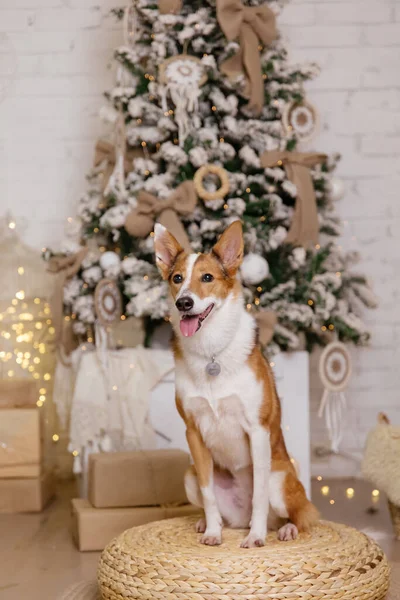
[47,247,88,355]
[261,151,327,248]
[255,310,277,346]
[217,0,277,115]
[94,140,143,193]
[159,0,182,14]
[125,181,197,253]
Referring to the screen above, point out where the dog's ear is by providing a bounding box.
[212,220,244,277]
[154,223,184,280]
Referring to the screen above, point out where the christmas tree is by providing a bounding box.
[48,0,376,355]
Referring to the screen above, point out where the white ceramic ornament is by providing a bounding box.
[283,100,319,143]
[241,253,269,286]
[99,251,121,271]
[328,177,345,201]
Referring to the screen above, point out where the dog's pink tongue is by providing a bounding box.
[180,316,200,337]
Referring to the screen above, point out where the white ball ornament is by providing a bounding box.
[328,177,345,201]
[99,251,121,271]
[241,253,269,286]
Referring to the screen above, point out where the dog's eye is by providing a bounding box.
[202,273,214,283]
[173,274,183,284]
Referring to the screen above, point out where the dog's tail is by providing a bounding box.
[286,473,320,532]
[291,499,320,532]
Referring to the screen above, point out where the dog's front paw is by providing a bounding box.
[200,530,222,546]
[278,522,298,541]
[195,518,206,533]
[240,531,266,548]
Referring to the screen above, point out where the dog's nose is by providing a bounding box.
[176,296,194,312]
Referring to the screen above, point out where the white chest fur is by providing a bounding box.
[175,305,264,473]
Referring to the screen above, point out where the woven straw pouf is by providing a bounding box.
[98,516,390,600]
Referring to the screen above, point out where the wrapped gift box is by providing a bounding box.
[71,498,200,551]
[88,449,190,508]
[0,408,41,478]
[0,379,38,408]
[0,471,55,513]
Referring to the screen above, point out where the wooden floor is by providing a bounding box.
[0,478,399,600]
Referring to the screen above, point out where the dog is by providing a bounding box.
[154,220,319,548]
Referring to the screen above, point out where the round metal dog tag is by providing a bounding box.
[206,360,221,377]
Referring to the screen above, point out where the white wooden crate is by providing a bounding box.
[149,351,311,498]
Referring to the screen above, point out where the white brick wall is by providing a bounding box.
[1,0,399,477]
[282,0,400,476]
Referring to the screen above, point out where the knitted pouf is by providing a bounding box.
[98,517,390,600]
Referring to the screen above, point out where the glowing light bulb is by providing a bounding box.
[321,486,330,496]
[329,499,335,505]
[52,434,59,442]
[72,450,79,457]
[8,221,16,230]
[17,267,24,275]
[16,290,25,300]
[44,373,51,381]
[346,488,355,499]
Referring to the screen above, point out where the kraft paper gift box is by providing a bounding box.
[88,449,190,508]
[0,379,38,408]
[0,471,55,513]
[0,408,41,478]
[71,498,201,551]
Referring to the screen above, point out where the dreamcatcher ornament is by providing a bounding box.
[159,54,207,146]
[94,279,123,330]
[283,100,319,143]
[318,341,352,454]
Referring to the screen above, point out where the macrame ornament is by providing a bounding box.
[93,141,143,197]
[94,279,123,328]
[283,100,319,143]
[103,114,129,200]
[194,164,230,202]
[125,181,197,253]
[261,150,327,248]
[318,341,352,454]
[123,3,138,48]
[159,55,207,146]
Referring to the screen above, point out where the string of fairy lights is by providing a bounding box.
[1,218,59,448]
[316,475,380,506]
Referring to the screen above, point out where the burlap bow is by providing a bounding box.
[159,0,182,14]
[47,247,88,355]
[125,181,197,252]
[261,151,327,248]
[94,141,143,193]
[217,0,277,115]
[255,310,277,346]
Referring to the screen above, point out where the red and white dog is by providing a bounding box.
[154,220,318,548]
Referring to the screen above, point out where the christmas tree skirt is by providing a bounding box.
[98,517,390,600]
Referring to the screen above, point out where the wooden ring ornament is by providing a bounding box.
[194,164,230,202]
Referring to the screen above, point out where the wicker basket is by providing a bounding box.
[388,500,400,540]
[98,516,390,600]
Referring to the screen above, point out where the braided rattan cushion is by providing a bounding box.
[98,516,390,600]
